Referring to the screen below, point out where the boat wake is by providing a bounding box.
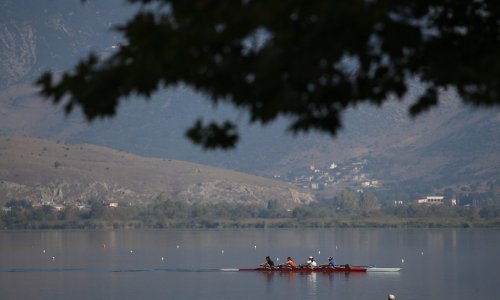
[0,268,238,273]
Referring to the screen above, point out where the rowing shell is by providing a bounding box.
[239,266,401,273]
[366,267,401,272]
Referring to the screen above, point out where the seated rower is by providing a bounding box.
[321,256,336,268]
[301,256,317,267]
[286,256,296,268]
[260,256,275,268]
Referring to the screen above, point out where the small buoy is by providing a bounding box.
[254,245,257,249]
[388,294,396,300]
[221,249,224,254]
[318,250,321,255]
[51,256,55,261]
[130,250,134,254]
[42,249,46,254]
[102,243,107,249]
[401,258,405,264]
[176,245,180,249]
[276,257,279,262]
[335,245,338,249]
[421,251,424,256]
[161,257,165,261]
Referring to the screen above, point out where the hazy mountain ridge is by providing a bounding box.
[0,0,129,88]
[0,1,498,197]
[0,137,314,207]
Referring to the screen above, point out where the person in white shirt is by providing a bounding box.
[302,256,317,267]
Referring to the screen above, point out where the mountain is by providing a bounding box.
[0,136,314,207]
[0,0,498,199]
[0,0,129,88]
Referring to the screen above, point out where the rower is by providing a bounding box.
[260,256,275,268]
[302,256,317,267]
[286,256,296,268]
[325,256,336,268]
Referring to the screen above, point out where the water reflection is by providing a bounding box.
[256,270,364,282]
[255,270,369,300]
[305,272,318,300]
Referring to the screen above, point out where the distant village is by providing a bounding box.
[284,159,379,192]
[281,159,462,207]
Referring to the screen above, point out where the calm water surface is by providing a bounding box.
[0,229,499,300]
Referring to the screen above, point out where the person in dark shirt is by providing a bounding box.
[260,256,275,268]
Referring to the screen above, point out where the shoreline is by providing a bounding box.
[2,216,499,230]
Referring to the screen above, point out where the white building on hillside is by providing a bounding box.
[416,196,448,205]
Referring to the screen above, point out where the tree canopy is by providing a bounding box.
[37,0,500,149]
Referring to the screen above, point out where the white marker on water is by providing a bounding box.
[221,249,224,254]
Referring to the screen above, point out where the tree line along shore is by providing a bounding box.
[1,195,499,230]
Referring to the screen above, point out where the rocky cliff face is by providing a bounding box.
[0,179,153,206]
[0,0,127,88]
[0,21,36,87]
[177,180,312,208]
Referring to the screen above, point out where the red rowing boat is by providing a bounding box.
[238,266,400,273]
[239,266,367,272]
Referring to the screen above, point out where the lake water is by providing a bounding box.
[0,229,499,300]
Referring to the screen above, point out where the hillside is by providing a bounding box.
[298,92,500,192]
[0,137,314,208]
[0,0,498,198]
